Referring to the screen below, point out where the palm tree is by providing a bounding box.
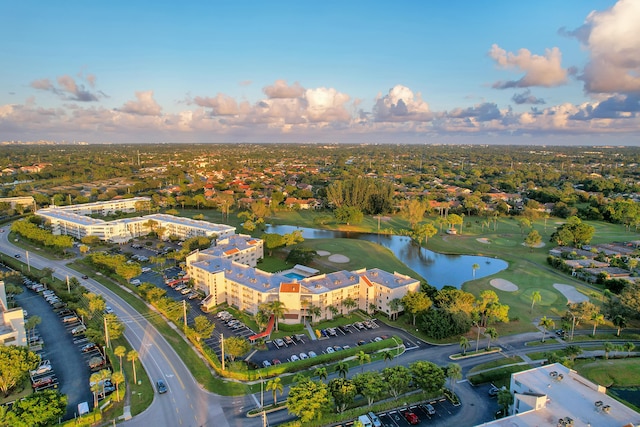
[127,349,139,383]
[314,367,328,381]
[472,263,479,279]
[368,302,377,315]
[538,316,555,342]
[342,297,357,313]
[603,342,615,360]
[111,371,125,402]
[459,336,470,355]
[530,291,541,314]
[624,342,635,358]
[383,350,394,367]
[328,305,339,319]
[612,314,626,336]
[389,298,402,320]
[308,304,322,323]
[446,363,462,393]
[335,361,349,379]
[266,378,283,405]
[267,300,288,331]
[591,312,604,336]
[356,351,371,373]
[485,327,498,350]
[114,345,126,373]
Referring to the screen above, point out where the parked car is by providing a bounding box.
[290,354,300,362]
[262,360,272,368]
[271,359,281,365]
[299,352,308,360]
[142,267,151,273]
[72,324,87,335]
[404,411,419,425]
[180,287,191,295]
[82,343,98,352]
[130,279,141,286]
[62,315,79,323]
[274,338,285,347]
[488,386,500,397]
[308,351,317,358]
[284,336,294,345]
[30,361,52,376]
[156,379,168,394]
[32,376,54,388]
[424,403,436,415]
[326,346,335,354]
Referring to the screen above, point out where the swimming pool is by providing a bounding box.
[283,272,306,280]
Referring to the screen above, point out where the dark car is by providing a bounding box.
[82,275,89,279]
[157,379,168,394]
[14,254,20,258]
[489,386,500,397]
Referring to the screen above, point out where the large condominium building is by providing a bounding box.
[478,363,640,427]
[0,282,26,347]
[187,245,420,323]
[0,196,36,211]
[35,200,235,243]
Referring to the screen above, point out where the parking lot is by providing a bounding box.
[378,397,460,426]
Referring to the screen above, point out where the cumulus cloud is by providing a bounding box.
[570,94,640,120]
[565,0,640,93]
[512,90,546,105]
[489,44,568,89]
[30,74,102,101]
[192,93,243,116]
[448,102,502,121]
[263,80,305,99]
[373,85,432,122]
[120,91,162,116]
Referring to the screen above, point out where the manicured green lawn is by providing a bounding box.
[574,358,640,387]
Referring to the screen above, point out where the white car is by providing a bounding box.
[290,354,300,362]
[274,338,285,347]
[299,352,308,360]
[130,279,141,286]
[308,351,317,358]
[326,346,335,354]
[141,267,151,273]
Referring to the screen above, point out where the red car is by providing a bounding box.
[404,411,419,425]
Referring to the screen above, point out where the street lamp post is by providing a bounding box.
[569,312,576,341]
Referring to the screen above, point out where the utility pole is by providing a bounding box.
[221,333,225,371]
[66,275,70,293]
[183,300,187,332]
[26,251,30,272]
[104,316,110,348]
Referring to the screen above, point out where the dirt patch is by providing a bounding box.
[328,254,350,263]
[476,238,491,244]
[316,250,331,256]
[490,279,519,292]
[553,284,588,303]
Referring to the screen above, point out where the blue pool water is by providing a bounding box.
[283,272,306,280]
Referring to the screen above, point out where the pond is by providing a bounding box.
[265,225,507,289]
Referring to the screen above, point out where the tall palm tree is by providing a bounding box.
[446,363,462,393]
[485,327,498,350]
[624,342,635,358]
[328,305,339,319]
[267,300,288,331]
[266,377,284,405]
[127,349,139,383]
[114,345,126,373]
[459,336,470,355]
[530,291,541,314]
[111,371,125,402]
[472,263,479,279]
[383,350,394,367]
[591,312,604,336]
[612,314,626,336]
[603,342,615,360]
[314,367,328,381]
[335,361,349,379]
[389,298,402,320]
[356,351,371,373]
[538,316,555,342]
[308,304,322,323]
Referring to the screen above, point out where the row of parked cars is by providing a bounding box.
[216,310,248,330]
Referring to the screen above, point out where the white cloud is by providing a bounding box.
[263,80,305,99]
[373,85,432,122]
[120,91,162,116]
[489,44,568,89]
[573,0,640,93]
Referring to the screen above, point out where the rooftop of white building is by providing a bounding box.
[479,363,640,427]
[37,207,107,226]
[144,213,235,234]
[359,268,419,289]
[201,234,261,257]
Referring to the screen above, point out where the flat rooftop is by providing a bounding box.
[480,363,640,427]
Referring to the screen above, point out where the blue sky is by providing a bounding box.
[1,0,639,145]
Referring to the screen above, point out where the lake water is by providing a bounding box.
[265,225,507,289]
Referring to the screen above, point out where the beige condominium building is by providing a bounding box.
[187,241,420,322]
[36,198,235,243]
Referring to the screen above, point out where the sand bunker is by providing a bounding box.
[490,279,519,292]
[328,254,350,263]
[553,284,588,303]
[521,242,546,248]
[477,238,491,244]
[316,250,331,256]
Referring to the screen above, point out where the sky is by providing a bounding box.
[1,0,639,145]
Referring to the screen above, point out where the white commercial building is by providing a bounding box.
[0,281,26,347]
[478,363,640,427]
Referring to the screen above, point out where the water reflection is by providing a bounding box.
[265,225,507,289]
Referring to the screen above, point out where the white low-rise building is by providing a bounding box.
[0,281,26,347]
[478,363,640,427]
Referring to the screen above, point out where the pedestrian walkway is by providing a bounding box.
[305,322,316,340]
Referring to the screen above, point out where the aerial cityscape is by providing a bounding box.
[1,1,640,427]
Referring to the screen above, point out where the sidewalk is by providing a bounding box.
[305,322,316,340]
